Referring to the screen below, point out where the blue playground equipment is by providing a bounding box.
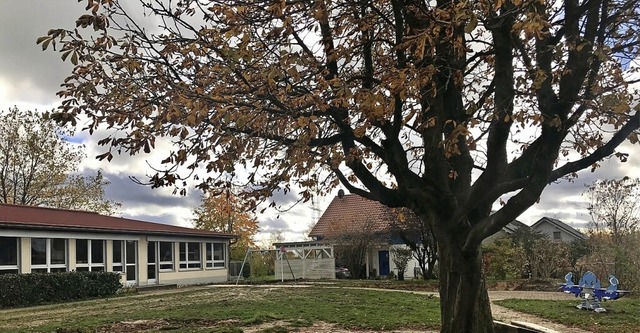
[561,271,631,312]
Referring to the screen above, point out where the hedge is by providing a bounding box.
[0,271,122,308]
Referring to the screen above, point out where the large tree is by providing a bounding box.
[41,1,640,331]
[0,107,119,215]
[193,192,259,260]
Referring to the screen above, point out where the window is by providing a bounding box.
[553,231,562,241]
[31,238,67,273]
[112,240,123,272]
[159,242,174,271]
[0,237,19,274]
[113,240,137,282]
[205,242,225,268]
[75,240,105,271]
[179,242,201,270]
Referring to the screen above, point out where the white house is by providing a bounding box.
[308,193,422,279]
[0,204,235,286]
[531,217,587,242]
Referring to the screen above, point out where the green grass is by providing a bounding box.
[0,286,440,332]
[496,298,640,333]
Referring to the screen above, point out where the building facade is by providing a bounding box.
[0,204,235,286]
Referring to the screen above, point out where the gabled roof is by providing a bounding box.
[309,194,391,239]
[502,219,528,234]
[0,204,235,238]
[531,217,586,240]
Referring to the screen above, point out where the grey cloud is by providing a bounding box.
[103,172,202,209]
[0,2,82,106]
[259,217,290,232]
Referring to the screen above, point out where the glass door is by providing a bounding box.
[125,240,137,285]
[147,241,157,284]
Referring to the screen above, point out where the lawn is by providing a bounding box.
[0,286,441,333]
[3,282,639,333]
[496,298,640,333]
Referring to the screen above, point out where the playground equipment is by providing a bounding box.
[560,271,631,313]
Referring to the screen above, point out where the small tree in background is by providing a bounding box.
[531,238,570,279]
[567,239,591,280]
[328,218,384,279]
[389,208,438,280]
[390,246,413,281]
[585,177,640,287]
[0,108,119,215]
[586,177,640,241]
[509,227,546,278]
[193,192,259,261]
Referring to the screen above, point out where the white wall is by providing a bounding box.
[3,229,231,286]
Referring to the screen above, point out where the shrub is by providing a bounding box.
[482,236,526,280]
[0,271,122,308]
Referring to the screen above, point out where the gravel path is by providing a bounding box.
[488,291,592,333]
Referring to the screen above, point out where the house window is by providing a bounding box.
[159,242,174,271]
[553,231,562,241]
[75,239,105,271]
[0,237,19,275]
[205,242,225,268]
[179,242,201,270]
[31,238,67,273]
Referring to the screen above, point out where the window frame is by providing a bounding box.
[179,242,202,270]
[112,240,124,272]
[205,242,226,269]
[0,237,19,274]
[75,239,105,272]
[158,241,174,272]
[31,238,67,273]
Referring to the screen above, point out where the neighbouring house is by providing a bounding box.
[531,217,587,243]
[308,192,421,279]
[0,204,235,286]
[482,219,528,245]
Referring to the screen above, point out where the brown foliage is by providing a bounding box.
[193,192,259,260]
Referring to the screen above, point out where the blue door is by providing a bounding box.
[378,250,390,276]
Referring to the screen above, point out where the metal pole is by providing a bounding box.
[236,248,251,285]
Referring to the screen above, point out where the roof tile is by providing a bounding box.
[309,194,392,238]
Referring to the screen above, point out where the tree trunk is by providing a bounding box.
[437,235,494,333]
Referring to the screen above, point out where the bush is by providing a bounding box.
[0,271,122,308]
[482,236,526,280]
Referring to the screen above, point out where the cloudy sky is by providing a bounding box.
[0,1,637,243]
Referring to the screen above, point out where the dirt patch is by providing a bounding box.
[94,319,438,333]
